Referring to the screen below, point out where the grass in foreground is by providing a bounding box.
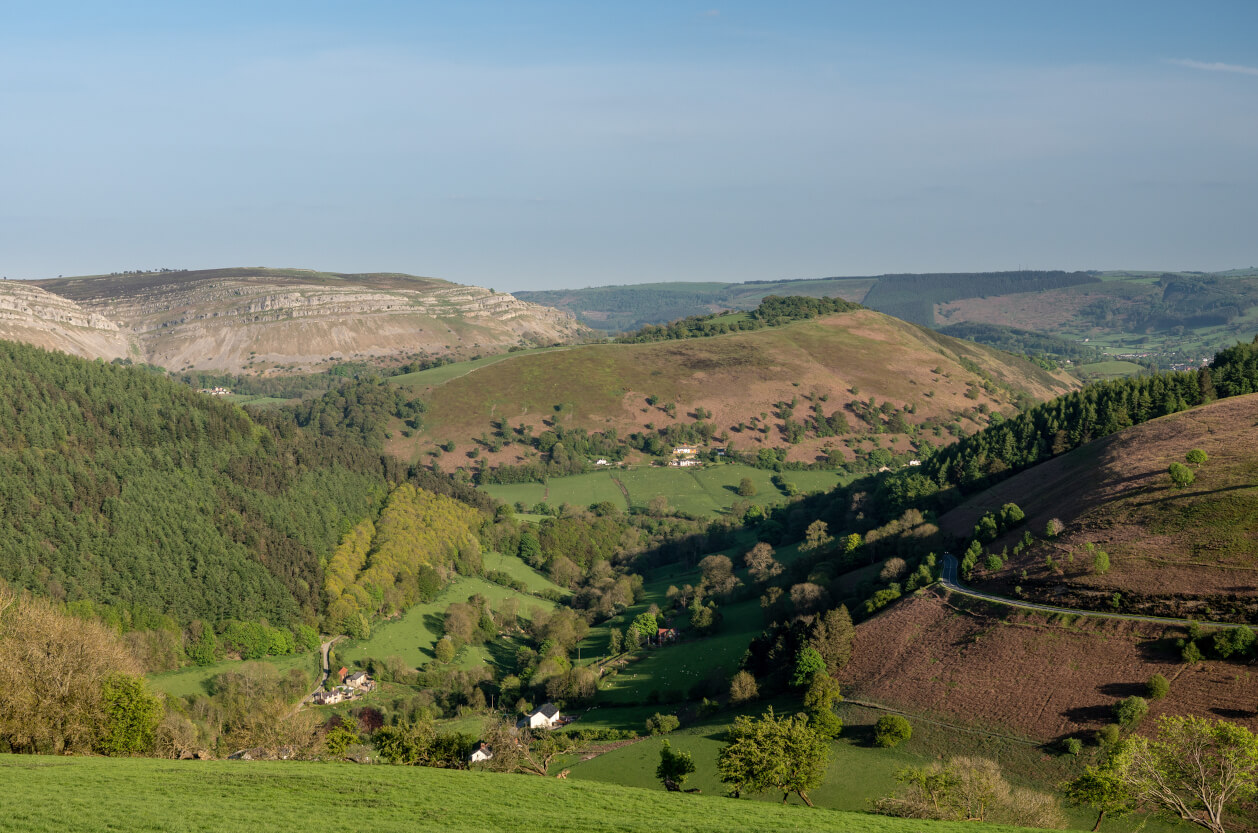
[0,754,1049,833]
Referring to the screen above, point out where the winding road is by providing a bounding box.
[939,554,1240,630]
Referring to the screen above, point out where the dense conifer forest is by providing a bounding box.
[0,341,465,629]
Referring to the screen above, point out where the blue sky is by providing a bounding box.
[2,1,1256,290]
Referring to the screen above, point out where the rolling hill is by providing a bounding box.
[0,754,1048,833]
[520,268,1258,368]
[20,267,587,372]
[936,392,1258,622]
[391,307,1079,468]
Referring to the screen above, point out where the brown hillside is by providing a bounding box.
[940,393,1258,621]
[402,309,1078,467]
[838,590,1258,742]
[31,268,587,372]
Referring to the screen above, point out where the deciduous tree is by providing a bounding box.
[1114,715,1258,833]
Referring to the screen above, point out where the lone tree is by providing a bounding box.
[717,708,830,806]
[874,714,913,748]
[656,740,696,791]
[737,477,757,497]
[729,670,759,705]
[1113,715,1258,833]
[1169,462,1195,488]
[1147,674,1170,700]
[1186,449,1209,466]
[1093,549,1111,575]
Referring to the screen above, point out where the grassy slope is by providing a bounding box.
[568,703,1183,832]
[149,653,319,699]
[938,393,1258,620]
[0,754,1050,833]
[336,570,564,672]
[396,309,1077,467]
[483,464,847,516]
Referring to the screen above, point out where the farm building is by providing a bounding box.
[524,703,561,730]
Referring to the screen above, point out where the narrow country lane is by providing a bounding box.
[939,554,1241,630]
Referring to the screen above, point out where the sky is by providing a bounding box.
[2,1,1257,290]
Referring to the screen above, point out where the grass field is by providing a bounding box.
[596,599,764,705]
[568,702,1185,832]
[149,652,319,699]
[391,347,562,389]
[336,573,559,672]
[1075,360,1145,380]
[482,464,847,517]
[0,753,1053,833]
[480,550,571,597]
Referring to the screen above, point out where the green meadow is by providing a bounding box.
[0,753,1052,833]
[482,463,846,517]
[336,575,561,672]
[149,652,319,699]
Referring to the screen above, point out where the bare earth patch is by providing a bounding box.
[838,591,1258,742]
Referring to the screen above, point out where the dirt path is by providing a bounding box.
[940,554,1237,630]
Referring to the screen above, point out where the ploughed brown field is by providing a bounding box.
[938,393,1258,621]
[838,590,1258,743]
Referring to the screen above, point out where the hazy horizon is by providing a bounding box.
[4,1,1256,291]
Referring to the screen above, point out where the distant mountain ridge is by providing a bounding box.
[516,271,1097,331]
[3,267,588,372]
[519,268,1258,366]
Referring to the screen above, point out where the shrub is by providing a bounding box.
[1185,448,1208,466]
[1168,462,1195,488]
[645,713,680,735]
[1147,674,1170,700]
[1062,737,1084,756]
[874,714,912,748]
[1095,723,1122,748]
[1182,640,1204,664]
[1114,696,1148,729]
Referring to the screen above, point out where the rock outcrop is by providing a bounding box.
[27,268,586,372]
[0,281,135,361]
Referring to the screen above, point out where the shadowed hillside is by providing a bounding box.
[938,392,1258,621]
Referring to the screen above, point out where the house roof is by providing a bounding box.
[346,671,368,681]
[531,703,560,718]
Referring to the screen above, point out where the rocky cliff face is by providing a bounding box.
[28,268,586,372]
[0,281,136,361]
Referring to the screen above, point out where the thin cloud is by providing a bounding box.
[1168,58,1258,77]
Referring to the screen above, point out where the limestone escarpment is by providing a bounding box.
[0,281,136,360]
[30,268,587,372]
